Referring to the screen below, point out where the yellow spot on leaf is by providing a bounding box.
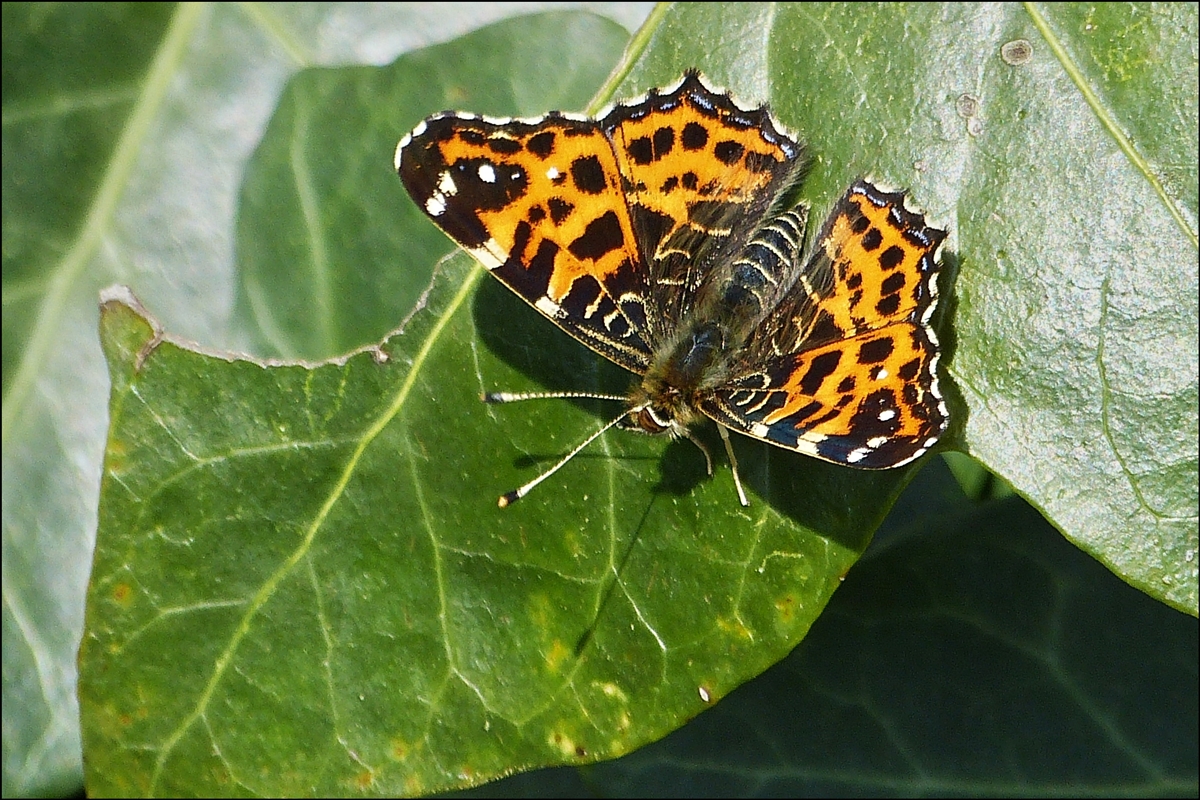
[545,639,571,673]
[112,583,132,604]
[715,615,753,640]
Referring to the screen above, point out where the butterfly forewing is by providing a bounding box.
[397,113,654,374]
[601,72,807,340]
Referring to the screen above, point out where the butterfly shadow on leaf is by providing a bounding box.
[472,271,925,555]
[473,275,713,501]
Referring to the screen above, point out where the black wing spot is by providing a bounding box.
[568,211,624,260]
[522,237,558,293]
[511,219,533,261]
[571,155,608,194]
[858,337,895,364]
[800,350,842,395]
[628,136,654,165]
[526,131,556,158]
[713,140,745,165]
[681,121,708,150]
[653,126,675,159]
[875,294,901,316]
[861,227,883,251]
[548,197,574,224]
[881,272,907,295]
[879,245,905,270]
[788,400,825,427]
[487,137,522,155]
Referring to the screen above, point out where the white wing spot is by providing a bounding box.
[546,166,560,181]
[438,170,458,196]
[477,163,496,183]
[751,423,770,438]
[878,409,896,422]
[874,367,889,381]
[793,437,822,457]
[535,296,563,317]
[469,242,504,270]
[847,447,870,463]
[867,436,889,449]
[425,195,446,217]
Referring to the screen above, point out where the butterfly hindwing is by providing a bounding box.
[703,180,948,468]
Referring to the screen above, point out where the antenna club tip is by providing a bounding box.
[498,492,518,508]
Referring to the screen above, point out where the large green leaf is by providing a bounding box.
[479,462,1198,796]
[82,9,923,796]
[53,1,1200,797]
[618,2,1198,613]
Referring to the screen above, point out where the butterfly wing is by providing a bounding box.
[601,71,807,341]
[701,180,949,468]
[397,113,655,374]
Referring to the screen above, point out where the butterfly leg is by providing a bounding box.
[680,428,714,476]
[717,424,750,507]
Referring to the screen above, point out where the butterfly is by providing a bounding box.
[396,70,948,506]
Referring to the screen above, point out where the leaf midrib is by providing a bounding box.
[0,3,203,444]
[1025,2,1198,250]
[148,261,483,791]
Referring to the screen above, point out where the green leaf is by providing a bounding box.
[3,4,648,797]
[82,11,926,792]
[480,462,1198,796]
[619,2,1198,615]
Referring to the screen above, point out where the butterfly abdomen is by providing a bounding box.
[629,203,811,432]
[701,206,808,334]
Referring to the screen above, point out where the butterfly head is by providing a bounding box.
[621,367,703,439]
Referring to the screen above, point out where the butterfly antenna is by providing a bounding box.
[483,390,627,403]
[497,406,641,508]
